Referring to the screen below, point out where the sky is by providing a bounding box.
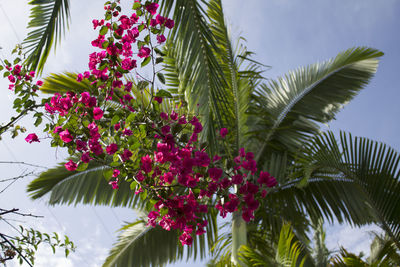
[0,0,399,266]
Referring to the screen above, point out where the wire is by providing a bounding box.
[0,3,22,43]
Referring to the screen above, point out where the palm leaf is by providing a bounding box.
[297,131,400,249]
[251,47,383,161]
[27,160,142,208]
[24,0,70,74]
[160,0,232,153]
[103,210,219,267]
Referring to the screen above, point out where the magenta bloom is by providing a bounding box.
[109,179,119,189]
[121,149,132,162]
[219,128,228,138]
[36,80,43,86]
[59,129,73,143]
[138,47,151,58]
[112,169,120,178]
[179,232,193,246]
[141,155,153,173]
[25,133,40,143]
[165,18,175,29]
[156,34,166,44]
[8,75,15,83]
[81,152,92,163]
[65,160,78,171]
[145,2,159,15]
[106,143,118,155]
[93,107,104,120]
[154,96,162,103]
[208,167,223,181]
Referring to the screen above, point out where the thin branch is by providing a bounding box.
[0,233,33,267]
[0,171,36,183]
[0,208,43,218]
[0,161,47,169]
[0,104,42,135]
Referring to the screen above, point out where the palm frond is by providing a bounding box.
[24,0,70,74]
[103,210,219,267]
[297,131,400,249]
[160,0,232,153]
[27,160,141,208]
[251,47,383,160]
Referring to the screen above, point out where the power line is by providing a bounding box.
[0,3,22,43]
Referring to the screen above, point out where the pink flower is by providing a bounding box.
[93,107,104,120]
[154,96,162,103]
[106,143,118,155]
[145,2,159,15]
[25,133,40,143]
[147,211,159,227]
[161,125,170,135]
[112,169,120,177]
[121,149,133,162]
[59,129,73,143]
[29,71,35,78]
[65,160,78,171]
[208,167,223,181]
[8,75,15,83]
[165,18,174,29]
[138,47,151,58]
[156,34,166,44]
[160,112,169,120]
[179,232,193,246]
[141,155,152,173]
[81,152,93,163]
[76,73,83,82]
[193,122,203,133]
[219,128,228,138]
[109,179,119,189]
[36,80,43,86]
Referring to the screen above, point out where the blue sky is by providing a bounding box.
[0,0,399,266]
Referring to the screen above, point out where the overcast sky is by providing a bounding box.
[0,0,399,266]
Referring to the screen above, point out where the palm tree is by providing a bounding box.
[22,0,400,266]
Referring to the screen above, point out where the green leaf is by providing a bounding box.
[132,2,141,10]
[100,25,108,36]
[111,115,120,125]
[126,113,136,124]
[76,162,88,172]
[157,73,165,84]
[23,0,71,74]
[141,57,151,67]
[155,89,172,98]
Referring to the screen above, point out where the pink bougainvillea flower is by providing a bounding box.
[76,73,83,82]
[25,133,40,143]
[112,169,120,178]
[154,96,162,103]
[59,129,73,143]
[208,167,223,181]
[36,80,43,86]
[121,149,132,162]
[109,178,119,189]
[93,107,104,120]
[141,155,152,173]
[8,75,15,83]
[65,160,78,171]
[156,34,166,44]
[106,143,118,155]
[138,47,151,58]
[219,128,228,138]
[81,152,93,163]
[145,2,159,15]
[165,18,175,29]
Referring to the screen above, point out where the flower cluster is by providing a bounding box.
[2,0,278,246]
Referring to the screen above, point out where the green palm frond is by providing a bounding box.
[368,233,400,265]
[251,47,383,160]
[103,210,219,267]
[24,0,70,74]
[27,160,142,208]
[160,0,232,153]
[238,223,308,267]
[297,131,400,249]
[331,247,368,267]
[39,72,92,94]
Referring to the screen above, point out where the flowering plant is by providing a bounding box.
[1,0,276,246]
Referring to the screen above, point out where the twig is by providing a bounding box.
[0,208,43,218]
[0,161,47,169]
[0,233,33,267]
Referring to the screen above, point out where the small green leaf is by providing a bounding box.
[0,65,4,71]
[132,2,141,10]
[126,113,136,124]
[103,168,113,181]
[111,115,120,125]
[100,26,108,35]
[144,34,150,44]
[76,163,88,172]
[156,89,173,98]
[157,73,165,84]
[138,24,144,32]
[155,57,164,64]
[141,57,151,67]
[102,41,110,49]
[13,58,21,64]
[137,80,149,90]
